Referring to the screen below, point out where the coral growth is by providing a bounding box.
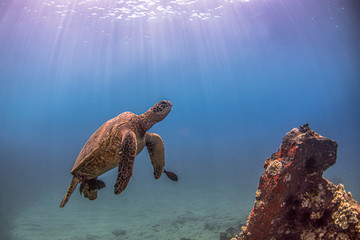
[232,124,360,240]
[329,184,359,230]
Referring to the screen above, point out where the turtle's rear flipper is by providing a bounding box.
[79,178,106,200]
[96,180,105,190]
[60,176,80,208]
[80,178,106,194]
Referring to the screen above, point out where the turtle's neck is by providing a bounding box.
[139,111,157,132]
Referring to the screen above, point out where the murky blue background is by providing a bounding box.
[0,0,359,239]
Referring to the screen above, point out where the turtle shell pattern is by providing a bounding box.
[71,112,142,179]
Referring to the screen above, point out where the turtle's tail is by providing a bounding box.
[60,177,80,208]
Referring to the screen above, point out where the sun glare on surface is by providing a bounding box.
[39,0,251,22]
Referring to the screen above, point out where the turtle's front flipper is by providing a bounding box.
[114,130,137,195]
[145,132,165,179]
[60,176,80,208]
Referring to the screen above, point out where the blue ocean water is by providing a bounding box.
[0,0,359,239]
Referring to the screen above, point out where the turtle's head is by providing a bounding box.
[143,100,172,125]
[150,100,172,121]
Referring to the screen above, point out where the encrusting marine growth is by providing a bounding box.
[233,124,360,240]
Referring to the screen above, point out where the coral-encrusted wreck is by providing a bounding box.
[234,124,360,240]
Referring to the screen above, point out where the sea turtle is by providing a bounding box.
[60,100,172,208]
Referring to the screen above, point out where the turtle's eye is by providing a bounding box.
[160,100,167,105]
